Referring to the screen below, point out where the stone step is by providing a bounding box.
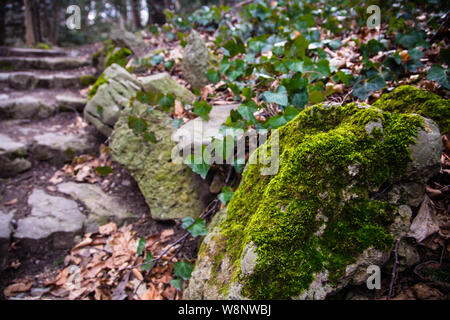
[0,71,95,90]
[0,113,97,178]
[0,90,87,120]
[0,47,67,58]
[0,56,90,71]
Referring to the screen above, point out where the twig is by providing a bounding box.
[340,89,353,106]
[387,238,401,300]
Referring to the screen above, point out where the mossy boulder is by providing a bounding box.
[373,85,450,134]
[84,64,142,136]
[139,73,196,105]
[105,47,132,69]
[185,101,442,300]
[110,103,211,221]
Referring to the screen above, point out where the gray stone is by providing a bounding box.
[172,104,238,158]
[9,73,39,90]
[56,95,86,112]
[84,64,142,136]
[0,57,90,71]
[0,210,13,265]
[14,189,85,240]
[0,134,32,178]
[110,105,211,220]
[185,102,442,300]
[139,73,196,105]
[110,28,148,57]
[32,131,94,164]
[56,182,137,233]
[0,96,56,119]
[182,31,210,89]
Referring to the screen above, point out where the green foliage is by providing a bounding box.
[182,217,208,237]
[218,186,234,205]
[94,166,114,176]
[184,146,211,179]
[88,74,107,100]
[193,101,213,120]
[174,261,194,280]
[105,47,132,68]
[427,64,450,90]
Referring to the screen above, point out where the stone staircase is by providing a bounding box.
[0,47,141,269]
[0,47,96,175]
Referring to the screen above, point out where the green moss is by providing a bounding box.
[36,43,51,50]
[373,85,450,133]
[105,47,132,69]
[88,74,107,100]
[213,102,423,299]
[0,60,14,71]
[80,75,97,87]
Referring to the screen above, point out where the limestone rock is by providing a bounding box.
[110,28,148,57]
[15,189,85,241]
[0,56,90,71]
[110,105,210,220]
[182,31,210,89]
[56,182,137,233]
[0,134,31,178]
[0,210,13,264]
[185,100,442,300]
[172,104,238,158]
[32,131,94,164]
[84,64,142,136]
[56,95,86,112]
[139,73,196,105]
[0,96,56,119]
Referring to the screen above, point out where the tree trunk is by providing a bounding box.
[31,0,41,43]
[24,0,36,45]
[41,0,52,43]
[130,0,141,30]
[0,0,5,45]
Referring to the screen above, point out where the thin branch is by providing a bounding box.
[387,238,401,300]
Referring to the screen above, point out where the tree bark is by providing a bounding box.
[41,0,52,43]
[0,0,5,45]
[130,0,141,30]
[31,0,41,43]
[24,0,36,45]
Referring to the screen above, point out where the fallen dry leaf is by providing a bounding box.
[3,281,33,297]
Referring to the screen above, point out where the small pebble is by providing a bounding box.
[121,180,131,187]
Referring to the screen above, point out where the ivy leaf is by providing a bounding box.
[170,278,183,290]
[238,102,258,124]
[353,75,386,100]
[184,146,211,179]
[94,166,114,176]
[263,86,288,106]
[218,186,234,205]
[427,64,449,89]
[284,106,300,122]
[141,252,154,272]
[149,54,164,66]
[173,261,194,280]
[143,131,157,144]
[128,116,148,134]
[309,91,326,104]
[163,59,175,71]
[193,101,213,120]
[206,69,221,84]
[158,94,175,111]
[186,218,208,237]
[211,135,234,162]
[264,114,287,129]
[181,217,195,229]
[223,37,246,58]
[137,237,146,256]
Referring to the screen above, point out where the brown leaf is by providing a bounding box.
[160,229,174,241]
[3,282,33,297]
[409,195,440,242]
[139,283,162,300]
[4,198,18,206]
[99,222,117,236]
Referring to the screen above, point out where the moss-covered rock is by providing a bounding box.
[373,85,450,134]
[182,30,211,89]
[84,64,142,136]
[185,101,442,300]
[105,47,132,69]
[109,103,211,220]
